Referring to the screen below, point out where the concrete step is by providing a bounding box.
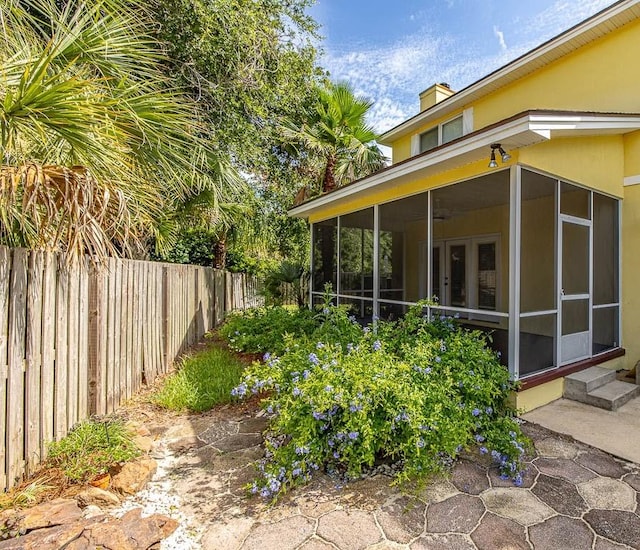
[564,366,617,399]
[584,380,640,411]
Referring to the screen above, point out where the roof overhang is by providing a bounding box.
[379,0,640,145]
[289,111,640,219]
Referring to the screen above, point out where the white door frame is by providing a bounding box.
[558,214,592,365]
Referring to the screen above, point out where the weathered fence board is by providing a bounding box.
[0,248,264,491]
[7,249,27,487]
[0,246,10,489]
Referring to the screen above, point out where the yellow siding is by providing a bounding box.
[472,19,640,131]
[513,379,564,414]
[519,136,624,198]
[308,157,515,223]
[622,184,640,370]
[624,130,640,177]
[388,18,640,164]
[392,135,412,165]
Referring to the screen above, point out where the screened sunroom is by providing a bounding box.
[310,166,621,381]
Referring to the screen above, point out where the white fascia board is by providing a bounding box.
[529,114,640,133]
[290,112,640,219]
[624,175,640,186]
[380,0,639,144]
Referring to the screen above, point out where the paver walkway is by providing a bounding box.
[127,405,640,550]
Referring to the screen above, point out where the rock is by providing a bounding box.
[19,498,83,531]
[316,510,382,550]
[451,460,490,495]
[529,516,594,550]
[81,505,105,519]
[133,435,154,454]
[119,508,179,550]
[426,494,485,534]
[76,487,121,508]
[0,520,87,550]
[243,515,316,550]
[167,436,202,453]
[470,512,528,550]
[111,459,157,495]
[86,522,136,550]
[480,488,554,527]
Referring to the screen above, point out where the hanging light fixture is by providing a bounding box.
[488,143,511,168]
[488,148,498,168]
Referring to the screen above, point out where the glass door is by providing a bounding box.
[446,241,468,308]
[559,218,591,364]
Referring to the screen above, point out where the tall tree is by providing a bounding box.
[282,81,387,194]
[148,0,322,267]
[0,0,241,259]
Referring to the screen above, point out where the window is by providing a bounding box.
[417,115,463,153]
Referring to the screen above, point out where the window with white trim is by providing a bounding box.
[411,108,473,156]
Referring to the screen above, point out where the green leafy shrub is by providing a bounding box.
[220,306,318,356]
[47,419,140,483]
[153,346,245,412]
[230,300,530,499]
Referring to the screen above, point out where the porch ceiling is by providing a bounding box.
[289,111,640,220]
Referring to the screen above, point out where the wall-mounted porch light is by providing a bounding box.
[488,143,511,168]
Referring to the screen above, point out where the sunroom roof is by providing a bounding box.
[289,110,640,219]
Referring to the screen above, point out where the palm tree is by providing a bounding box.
[0,0,240,260]
[282,81,387,194]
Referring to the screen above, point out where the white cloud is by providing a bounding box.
[319,0,615,134]
[493,26,507,51]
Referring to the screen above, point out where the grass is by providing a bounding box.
[152,345,245,412]
[47,418,140,484]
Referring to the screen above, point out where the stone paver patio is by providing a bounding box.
[127,404,640,549]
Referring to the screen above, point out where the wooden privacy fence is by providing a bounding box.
[0,246,263,491]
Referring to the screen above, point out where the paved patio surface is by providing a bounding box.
[126,404,640,550]
[523,397,640,464]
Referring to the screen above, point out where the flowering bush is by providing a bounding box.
[229,300,530,498]
[220,306,317,355]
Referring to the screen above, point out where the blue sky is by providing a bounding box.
[309,0,616,134]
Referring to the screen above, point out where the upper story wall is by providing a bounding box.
[390,16,640,164]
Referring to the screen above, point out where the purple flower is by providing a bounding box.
[434,356,441,363]
[475,434,485,442]
[295,446,309,455]
[231,382,247,397]
[348,431,359,440]
[316,342,324,349]
[472,408,481,417]
[480,446,488,455]
[417,438,425,448]
[373,340,382,351]
[292,468,302,477]
[485,407,493,415]
[293,387,301,396]
[263,352,271,361]
[333,451,340,459]
[514,474,523,487]
[312,411,325,420]
[325,385,333,393]
[308,353,320,365]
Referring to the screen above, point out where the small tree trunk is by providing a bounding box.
[213,235,227,269]
[323,155,337,193]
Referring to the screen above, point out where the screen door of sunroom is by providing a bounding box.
[559,216,591,364]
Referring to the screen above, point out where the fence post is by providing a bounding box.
[162,265,170,370]
[88,262,106,416]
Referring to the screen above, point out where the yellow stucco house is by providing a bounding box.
[290,0,640,411]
